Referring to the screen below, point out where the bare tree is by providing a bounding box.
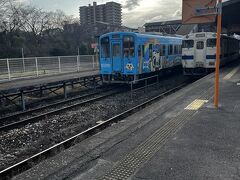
[0,0,23,32]
[17,5,51,46]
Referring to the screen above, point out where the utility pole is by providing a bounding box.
[22,48,25,72]
[214,0,222,108]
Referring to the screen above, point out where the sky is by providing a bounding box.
[18,0,183,28]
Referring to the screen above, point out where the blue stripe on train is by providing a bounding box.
[182,55,224,60]
[206,55,223,59]
[182,55,194,60]
[206,55,216,59]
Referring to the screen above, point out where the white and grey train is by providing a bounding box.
[182,32,240,76]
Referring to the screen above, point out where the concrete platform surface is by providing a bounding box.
[14,62,240,180]
[0,70,99,92]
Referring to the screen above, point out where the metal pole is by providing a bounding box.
[63,83,67,99]
[6,58,11,80]
[77,55,80,72]
[131,82,133,99]
[92,55,95,69]
[58,56,61,73]
[214,0,222,108]
[21,90,26,111]
[35,57,39,77]
[22,48,25,72]
[96,47,99,68]
[93,76,96,90]
[145,79,147,92]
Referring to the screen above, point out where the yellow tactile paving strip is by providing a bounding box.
[185,99,208,110]
[223,66,240,80]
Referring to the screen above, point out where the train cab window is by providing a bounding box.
[207,39,216,47]
[123,36,135,57]
[196,41,204,50]
[112,43,121,57]
[182,40,194,48]
[101,37,110,58]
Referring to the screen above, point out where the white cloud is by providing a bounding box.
[122,0,182,27]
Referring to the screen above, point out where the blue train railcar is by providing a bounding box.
[99,32,182,83]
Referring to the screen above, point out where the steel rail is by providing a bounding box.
[0,82,189,179]
[0,89,120,132]
[0,86,113,124]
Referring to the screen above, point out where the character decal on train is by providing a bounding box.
[149,47,161,71]
[143,39,162,73]
[161,56,168,68]
[126,63,134,71]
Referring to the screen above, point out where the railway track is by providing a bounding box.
[0,87,122,132]
[0,81,190,180]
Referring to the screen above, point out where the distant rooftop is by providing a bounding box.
[144,20,182,27]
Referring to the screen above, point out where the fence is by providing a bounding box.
[0,55,99,82]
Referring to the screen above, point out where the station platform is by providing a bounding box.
[14,62,240,180]
[0,70,99,92]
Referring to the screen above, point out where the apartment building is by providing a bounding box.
[79,1,122,26]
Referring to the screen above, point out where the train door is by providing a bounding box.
[195,40,206,67]
[111,41,122,72]
[123,35,136,74]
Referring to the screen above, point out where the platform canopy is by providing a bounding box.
[222,0,240,34]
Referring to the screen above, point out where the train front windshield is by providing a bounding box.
[207,39,216,47]
[182,40,194,48]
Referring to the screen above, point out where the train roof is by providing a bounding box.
[184,32,239,40]
[100,31,183,40]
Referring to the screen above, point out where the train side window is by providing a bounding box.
[149,44,153,58]
[174,45,177,55]
[182,40,194,49]
[123,35,135,57]
[162,45,166,55]
[142,45,145,57]
[207,39,216,47]
[101,37,110,58]
[179,45,182,54]
[168,45,173,55]
[196,41,204,50]
[160,45,164,56]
